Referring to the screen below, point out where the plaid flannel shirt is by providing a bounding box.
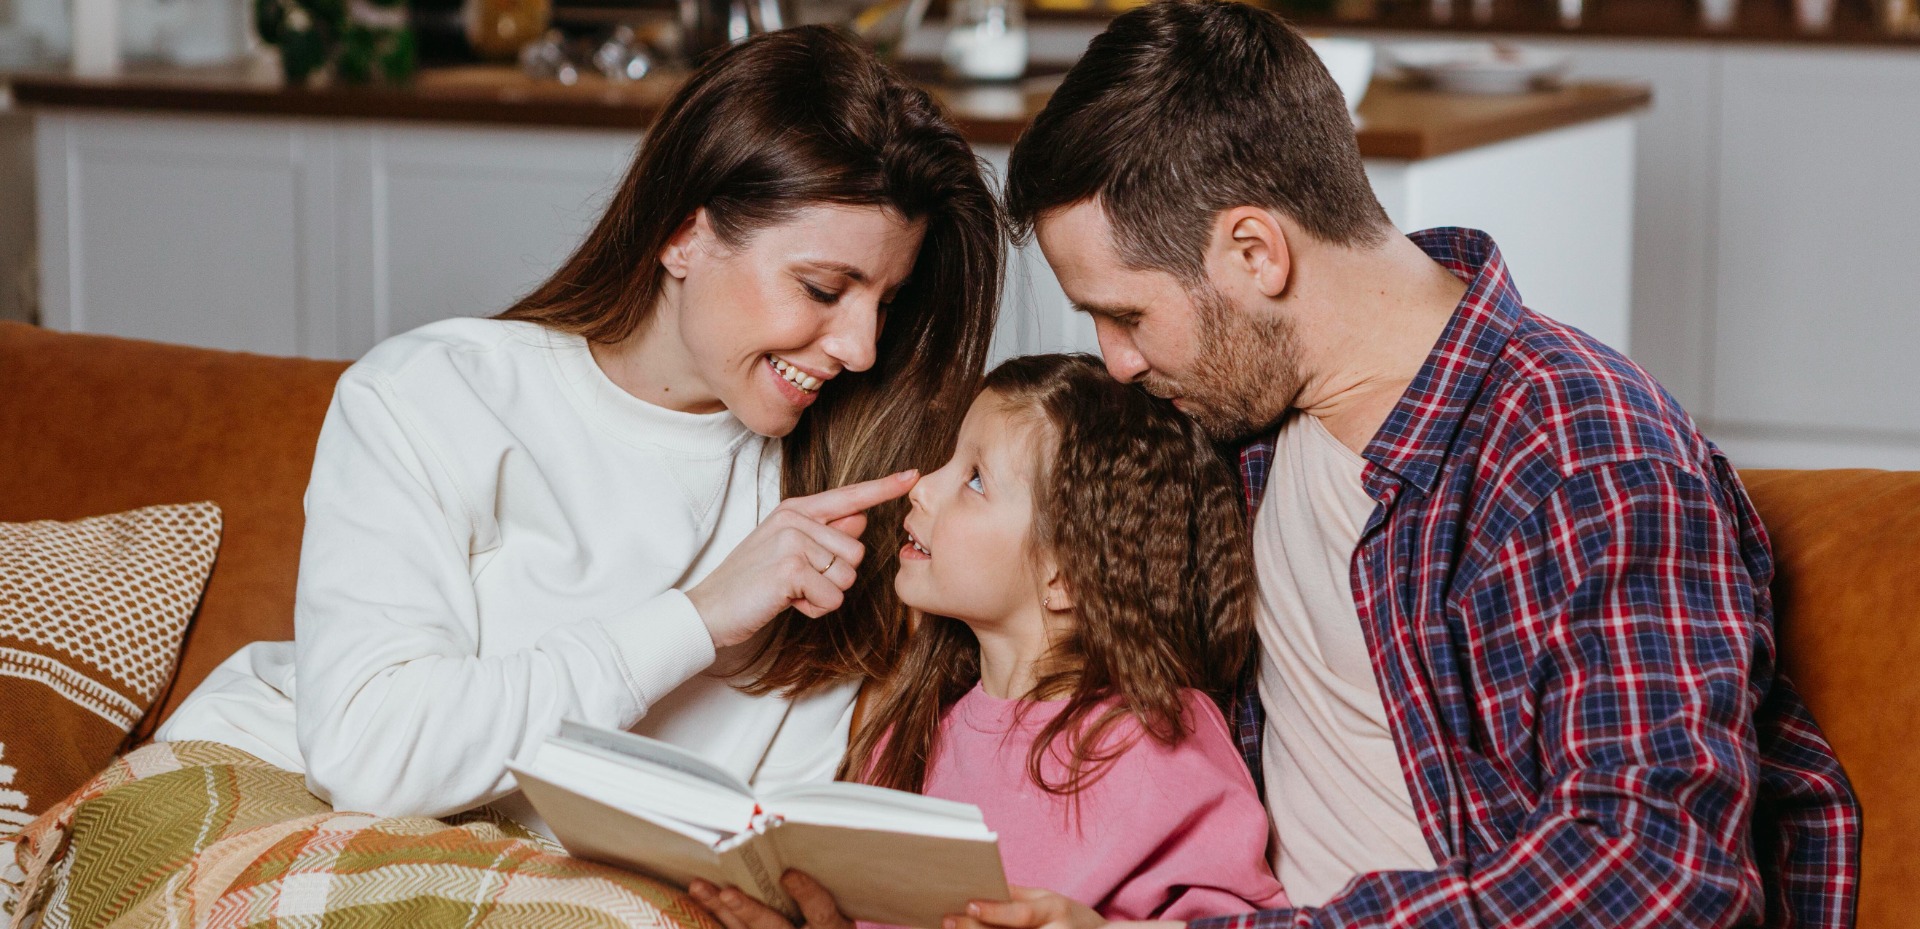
[1193,228,1860,929]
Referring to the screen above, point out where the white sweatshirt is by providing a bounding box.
[157,318,859,827]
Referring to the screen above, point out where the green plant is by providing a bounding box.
[257,0,416,84]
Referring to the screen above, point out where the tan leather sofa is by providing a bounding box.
[1,322,1909,927]
[0,322,348,741]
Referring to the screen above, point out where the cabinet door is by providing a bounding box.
[976,144,1100,366]
[1711,48,1920,465]
[335,125,641,357]
[35,112,336,356]
[1535,39,1720,412]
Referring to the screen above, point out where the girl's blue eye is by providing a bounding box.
[966,468,983,493]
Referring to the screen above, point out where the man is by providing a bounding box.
[692,3,1859,928]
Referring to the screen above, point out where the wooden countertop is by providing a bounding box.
[1029,0,1920,48]
[8,60,1649,159]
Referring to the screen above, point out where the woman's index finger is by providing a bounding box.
[788,470,918,523]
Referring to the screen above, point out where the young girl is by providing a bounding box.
[849,353,1288,921]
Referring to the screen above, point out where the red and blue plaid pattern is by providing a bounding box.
[1197,228,1860,929]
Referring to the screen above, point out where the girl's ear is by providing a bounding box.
[1042,564,1075,613]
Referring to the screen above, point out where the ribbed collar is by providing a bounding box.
[1357,227,1524,499]
[545,328,755,458]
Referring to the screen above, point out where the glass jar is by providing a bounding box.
[463,0,547,60]
[943,0,1025,83]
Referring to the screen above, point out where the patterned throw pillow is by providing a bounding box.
[0,502,222,838]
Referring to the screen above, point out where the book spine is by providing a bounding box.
[723,834,799,923]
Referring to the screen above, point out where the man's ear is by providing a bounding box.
[659,209,709,280]
[1213,206,1293,299]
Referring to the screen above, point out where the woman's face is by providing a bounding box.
[658,203,926,437]
[897,391,1053,628]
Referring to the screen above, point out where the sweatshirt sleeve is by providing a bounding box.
[1106,693,1291,921]
[291,367,718,818]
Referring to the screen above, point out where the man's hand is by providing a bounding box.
[688,871,853,929]
[942,887,1171,929]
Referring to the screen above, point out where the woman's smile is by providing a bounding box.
[763,353,826,409]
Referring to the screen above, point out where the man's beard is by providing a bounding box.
[1143,282,1303,443]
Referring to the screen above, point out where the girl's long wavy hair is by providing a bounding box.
[844,354,1255,794]
[497,27,1002,694]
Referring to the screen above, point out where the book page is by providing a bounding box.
[514,764,803,921]
[532,739,757,835]
[765,821,1009,929]
[559,719,756,794]
[513,765,729,880]
[766,782,997,840]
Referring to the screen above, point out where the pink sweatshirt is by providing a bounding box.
[911,685,1289,921]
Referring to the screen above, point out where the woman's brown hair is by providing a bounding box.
[846,354,1255,795]
[498,26,1003,694]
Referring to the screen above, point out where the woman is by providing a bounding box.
[155,26,1002,834]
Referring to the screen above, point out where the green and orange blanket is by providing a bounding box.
[2,741,716,929]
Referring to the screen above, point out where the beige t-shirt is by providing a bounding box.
[1253,411,1438,906]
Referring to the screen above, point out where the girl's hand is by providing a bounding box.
[689,872,853,929]
[945,888,1129,929]
[687,470,917,648]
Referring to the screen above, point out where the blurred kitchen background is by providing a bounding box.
[0,0,1915,469]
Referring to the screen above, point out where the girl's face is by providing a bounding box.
[657,203,925,437]
[897,391,1054,627]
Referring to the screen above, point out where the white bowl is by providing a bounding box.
[1385,41,1570,95]
[1305,37,1375,119]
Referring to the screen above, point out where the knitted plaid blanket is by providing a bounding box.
[3,741,716,929]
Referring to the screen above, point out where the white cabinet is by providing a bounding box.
[1334,34,1920,469]
[332,126,637,356]
[979,145,1097,366]
[1709,48,1920,467]
[1511,40,1721,412]
[35,112,638,358]
[30,115,1092,364]
[981,129,1643,364]
[35,108,1636,373]
[1366,115,1637,352]
[35,113,317,354]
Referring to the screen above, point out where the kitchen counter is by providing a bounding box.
[16,52,1646,381]
[9,59,1648,156]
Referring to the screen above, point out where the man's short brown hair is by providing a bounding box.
[1005,0,1389,281]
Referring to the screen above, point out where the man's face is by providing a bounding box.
[1034,200,1302,441]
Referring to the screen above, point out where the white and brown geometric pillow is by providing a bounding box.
[0,502,221,837]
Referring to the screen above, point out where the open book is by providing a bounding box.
[508,721,1010,928]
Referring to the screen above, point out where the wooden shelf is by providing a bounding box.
[8,61,1649,157]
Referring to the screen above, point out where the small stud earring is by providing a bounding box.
[1043,597,1052,610]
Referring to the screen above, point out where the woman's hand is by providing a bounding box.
[689,872,854,929]
[945,888,1137,929]
[687,470,917,649]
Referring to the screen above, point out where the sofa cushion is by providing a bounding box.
[0,502,221,837]
[0,323,349,740]
[1744,468,1920,929]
